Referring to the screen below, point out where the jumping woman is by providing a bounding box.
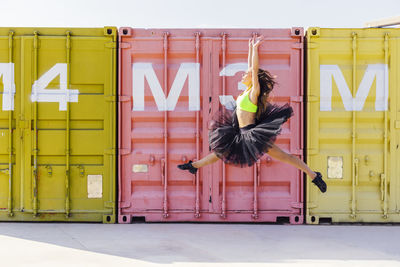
[178,36,327,193]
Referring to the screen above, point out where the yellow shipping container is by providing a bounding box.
[306,27,400,223]
[0,27,117,223]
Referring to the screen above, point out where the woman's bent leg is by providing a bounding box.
[267,144,316,179]
[192,152,220,168]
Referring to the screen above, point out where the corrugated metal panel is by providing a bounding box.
[119,28,304,223]
[306,27,399,223]
[0,27,117,223]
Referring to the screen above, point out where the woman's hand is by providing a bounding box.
[253,36,264,48]
[248,37,254,47]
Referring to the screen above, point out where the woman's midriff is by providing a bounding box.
[236,108,256,128]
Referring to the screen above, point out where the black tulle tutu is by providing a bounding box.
[208,102,293,167]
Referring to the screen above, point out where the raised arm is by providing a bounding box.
[248,37,253,69]
[249,36,263,104]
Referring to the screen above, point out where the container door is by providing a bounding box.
[307,28,397,223]
[17,30,115,222]
[119,29,207,221]
[0,28,116,223]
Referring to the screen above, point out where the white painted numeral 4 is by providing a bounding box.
[31,63,79,111]
[0,63,16,111]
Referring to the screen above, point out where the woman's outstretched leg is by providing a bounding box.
[177,152,220,174]
[267,144,327,192]
[267,144,316,179]
[192,152,220,168]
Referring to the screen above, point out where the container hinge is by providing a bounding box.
[104,201,115,208]
[307,95,318,102]
[291,43,303,49]
[105,148,116,155]
[307,148,318,156]
[307,202,317,209]
[120,42,131,49]
[395,120,400,129]
[105,95,116,102]
[119,201,131,208]
[119,148,130,155]
[290,96,303,103]
[119,95,130,102]
[105,42,117,48]
[291,202,303,209]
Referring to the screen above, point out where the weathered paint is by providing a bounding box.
[0,27,117,223]
[306,27,399,223]
[119,28,304,223]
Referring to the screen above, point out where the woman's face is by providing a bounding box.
[241,68,252,86]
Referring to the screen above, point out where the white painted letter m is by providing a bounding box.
[132,63,200,111]
[320,64,388,111]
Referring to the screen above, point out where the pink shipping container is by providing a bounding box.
[118,28,304,223]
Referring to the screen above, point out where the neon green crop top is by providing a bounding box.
[236,87,258,113]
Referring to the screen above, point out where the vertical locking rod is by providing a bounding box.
[220,33,227,218]
[65,31,71,218]
[162,32,169,218]
[32,31,39,217]
[350,32,357,219]
[382,33,389,219]
[194,32,201,218]
[7,31,14,217]
[252,160,260,219]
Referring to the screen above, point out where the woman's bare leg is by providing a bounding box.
[267,144,317,179]
[191,152,220,168]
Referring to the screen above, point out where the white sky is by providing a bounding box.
[0,0,398,29]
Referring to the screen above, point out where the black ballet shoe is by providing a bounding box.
[177,160,198,175]
[312,172,327,193]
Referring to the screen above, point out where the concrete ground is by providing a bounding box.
[0,223,399,267]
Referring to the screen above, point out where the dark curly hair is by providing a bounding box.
[255,68,276,121]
